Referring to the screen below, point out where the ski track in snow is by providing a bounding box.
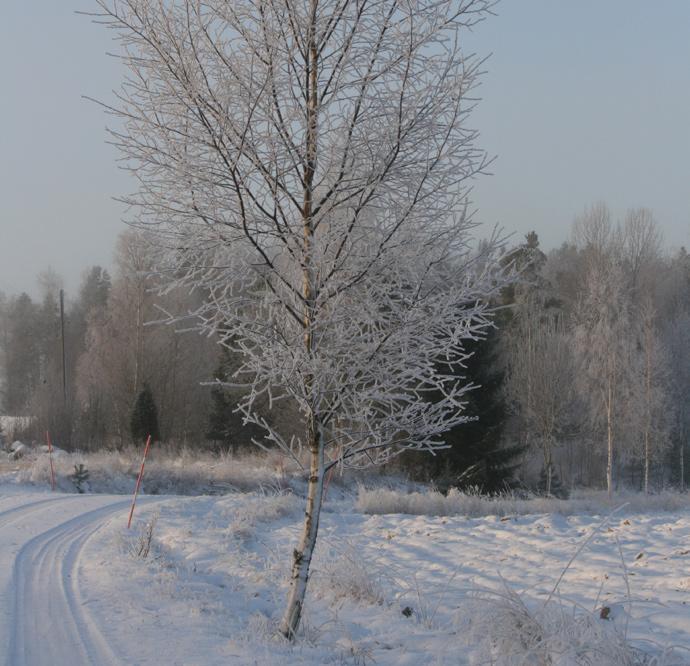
[0,494,153,666]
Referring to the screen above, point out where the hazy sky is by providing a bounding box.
[2,1,689,298]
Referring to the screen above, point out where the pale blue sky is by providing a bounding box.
[1,1,689,297]
[464,1,690,251]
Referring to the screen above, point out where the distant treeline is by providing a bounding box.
[1,204,688,494]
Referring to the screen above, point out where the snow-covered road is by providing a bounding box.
[0,493,143,666]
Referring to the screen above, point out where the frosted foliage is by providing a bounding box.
[94,0,508,469]
[572,258,636,494]
[14,448,294,494]
[574,261,634,417]
[461,587,655,666]
[355,486,690,517]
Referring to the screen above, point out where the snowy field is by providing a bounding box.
[1,470,690,665]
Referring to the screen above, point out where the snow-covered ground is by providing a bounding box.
[1,480,689,665]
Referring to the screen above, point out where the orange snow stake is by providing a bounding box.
[127,434,152,529]
[45,431,56,492]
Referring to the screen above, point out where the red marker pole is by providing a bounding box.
[127,435,152,529]
[45,431,56,492]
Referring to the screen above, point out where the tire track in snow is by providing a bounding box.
[6,497,149,666]
[0,495,77,529]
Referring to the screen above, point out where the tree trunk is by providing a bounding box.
[644,325,651,495]
[279,417,324,639]
[546,464,552,496]
[606,376,613,499]
[644,432,650,495]
[133,289,144,397]
[280,1,321,639]
[543,440,553,496]
[680,440,685,492]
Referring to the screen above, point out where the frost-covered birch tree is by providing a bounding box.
[504,298,575,496]
[573,257,636,498]
[629,296,672,494]
[91,0,506,638]
[620,207,662,297]
[618,214,671,492]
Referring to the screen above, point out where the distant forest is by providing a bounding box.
[1,203,689,495]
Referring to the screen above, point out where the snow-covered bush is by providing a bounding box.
[312,541,386,606]
[128,513,159,560]
[11,448,303,495]
[9,441,28,460]
[225,492,302,541]
[457,584,687,665]
[356,486,690,517]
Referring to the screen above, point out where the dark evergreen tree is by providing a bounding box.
[71,266,112,356]
[434,326,524,493]
[205,349,265,452]
[404,324,525,494]
[130,383,160,443]
[3,293,41,414]
[499,231,548,306]
[419,235,549,493]
[401,237,551,493]
[78,266,112,313]
[71,464,90,493]
[538,464,568,498]
[206,381,232,445]
[205,355,241,450]
[667,438,688,491]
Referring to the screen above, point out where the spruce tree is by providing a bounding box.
[435,327,524,493]
[206,350,235,449]
[205,348,265,452]
[405,324,525,494]
[406,233,549,493]
[206,381,232,445]
[130,383,160,443]
[538,464,568,498]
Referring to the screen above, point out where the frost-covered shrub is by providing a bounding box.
[71,463,90,493]
[130,513,159,560]
[311,541,385,605]
[224,491,301,541]
[457,585,681,666]
[11,448,303,495]
[356,486,690,517]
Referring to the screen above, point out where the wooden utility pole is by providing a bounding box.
[59,288,67,406]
